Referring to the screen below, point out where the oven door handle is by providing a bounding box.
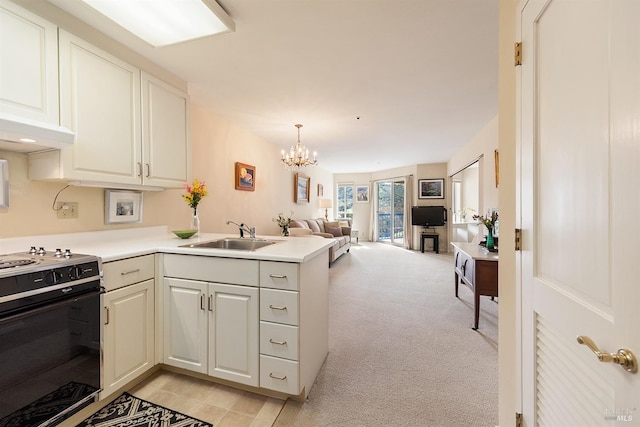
[0,290,102,325]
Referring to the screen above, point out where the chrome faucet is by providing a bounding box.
[226,220,256,239]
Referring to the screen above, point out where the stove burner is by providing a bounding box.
[0,258,37,269]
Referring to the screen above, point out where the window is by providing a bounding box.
[336,184,353,219]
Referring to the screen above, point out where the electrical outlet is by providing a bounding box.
[56,202,78,219]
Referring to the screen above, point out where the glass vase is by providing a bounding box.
[191,208,200,237]
[281,225,289,237]
[486,228,495,250]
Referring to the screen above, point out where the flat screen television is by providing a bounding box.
[411,206,447,227]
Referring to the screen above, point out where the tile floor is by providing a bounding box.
[128,370,286,427]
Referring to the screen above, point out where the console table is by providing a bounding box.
[451,242,498,330]
[420,233,439,253]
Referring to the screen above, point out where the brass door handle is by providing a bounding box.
[577,335,637,373]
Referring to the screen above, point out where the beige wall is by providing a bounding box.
[0,105,333,239]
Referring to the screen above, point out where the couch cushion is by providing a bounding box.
[290,220,309,229]
[307,219,322,233]
[326,226,343,237]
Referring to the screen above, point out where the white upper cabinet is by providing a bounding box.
[28,29,190,189]
[141,72,190,188]
[58,29,142,185]
[0,0,59,125]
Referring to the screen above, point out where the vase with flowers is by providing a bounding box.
[273,211,293,236]
[473,210,499,250]
[182,179,208,237]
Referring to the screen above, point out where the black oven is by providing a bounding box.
[0,250,102,427]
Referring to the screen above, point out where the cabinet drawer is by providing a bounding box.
[260,322,299,360]
[260,261,299,290]
[260,289,299,326]
[164,254,258,286]
[260,355,300,395]
[103,255,155,291]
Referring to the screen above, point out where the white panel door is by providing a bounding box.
[0,0,58,124]
[208,283,259,387]
[102,279,154,398]
[519,0,640,425]
[164,278,208,374]
[59,30,141,184]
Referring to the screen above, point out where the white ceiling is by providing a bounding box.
[46,0,499,174]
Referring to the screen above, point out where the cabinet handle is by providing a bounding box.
[145,163,150,177]
[120,269,140,276]
[104,306,109,325]
[269,339,287,346]
[269,304,287,311]
[137,162,142,177]
[269,274,287,279]
[269,373,287,381]
[462,259,468,275]
[200,294,205,310]
[208,294,213,311]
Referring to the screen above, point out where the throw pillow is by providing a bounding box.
[324,221,340,228]
[326,226,343,237]
[338,220,350,227]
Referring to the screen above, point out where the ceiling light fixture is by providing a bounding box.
[80,0,235,47]
[281,124,318,169]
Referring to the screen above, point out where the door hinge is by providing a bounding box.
[515,42,522,66]
[515,228,522,251]
[516,412,523,427]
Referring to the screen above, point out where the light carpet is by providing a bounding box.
[274,242,498,427]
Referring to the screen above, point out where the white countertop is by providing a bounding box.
[0,226,334,263]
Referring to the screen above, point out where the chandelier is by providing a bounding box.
[281,124,318,169]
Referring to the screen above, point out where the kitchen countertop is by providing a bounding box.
[0,226,334,263]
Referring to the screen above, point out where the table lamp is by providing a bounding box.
[319,199,333,221]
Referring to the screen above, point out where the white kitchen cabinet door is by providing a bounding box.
[0,0,59,125]
[58,29,141,185]
[102,279,154,399]
[208,283,259,387]
[141,72,189,188]
[163,278,208,374]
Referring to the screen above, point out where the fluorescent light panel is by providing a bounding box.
[81,0,234,47]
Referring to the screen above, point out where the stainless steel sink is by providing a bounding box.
[180,238,278,251]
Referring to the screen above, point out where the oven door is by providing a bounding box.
[0,288,102,426]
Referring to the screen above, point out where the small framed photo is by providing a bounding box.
[105,190,143,224]
[0,159,8,208]
[235,162,256,191]
[418,178,444,199]
[294,173,310,203]
[356,185,369,203]
[318,183,324,197]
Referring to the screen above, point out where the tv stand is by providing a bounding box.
[420,231,439,254]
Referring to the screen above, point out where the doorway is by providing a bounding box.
[375,180,405,245]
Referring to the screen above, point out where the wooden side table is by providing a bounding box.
[420,233,439,253]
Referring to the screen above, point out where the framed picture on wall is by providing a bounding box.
[105,190,143,224]
[235,162,256,191]
[294,173,310,203]
[356,185,369,203]
[418,178,444,199]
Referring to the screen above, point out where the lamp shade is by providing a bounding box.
[319,199,333,208]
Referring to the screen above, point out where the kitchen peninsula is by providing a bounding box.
[0,227,333,405]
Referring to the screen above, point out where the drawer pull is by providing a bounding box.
[269,274,287,279]
[208,294,213,311]
[269,338,287,346]
[120,269,140,276]
[200,294,205,310]
[269,373,287,381]
[104,306,109,325]
[269,304,288,311]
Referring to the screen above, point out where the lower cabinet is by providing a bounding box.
[102,279,155,398]
[163,277,259,387]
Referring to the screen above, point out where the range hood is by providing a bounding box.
[0,113,75,153]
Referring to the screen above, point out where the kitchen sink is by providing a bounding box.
[180,238,279,251]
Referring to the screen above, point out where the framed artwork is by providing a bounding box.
[356,185,369,203]
[235,162,255,191]
[318,183,324,197]
[105,190,143,224]
[0,159,8,208]
[418,178,444,199]
[294,173,310,203]
[494,149,500,188]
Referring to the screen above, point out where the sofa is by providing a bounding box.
[289,218,352,264]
